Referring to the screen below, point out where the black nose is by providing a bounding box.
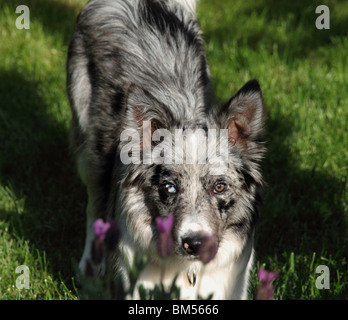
[182,234,203,256]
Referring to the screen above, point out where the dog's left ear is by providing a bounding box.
[218,79,265,149]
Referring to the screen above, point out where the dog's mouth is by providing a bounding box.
[169,235,219,288]
[179,236,218,288]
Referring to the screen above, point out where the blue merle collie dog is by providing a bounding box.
[67,0,266,299]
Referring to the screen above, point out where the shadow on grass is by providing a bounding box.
[0,0,88,288]
[253,113,347,299]
[255,113,347,258]
[0,70,86,286]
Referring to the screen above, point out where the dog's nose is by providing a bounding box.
[182,234,203,256]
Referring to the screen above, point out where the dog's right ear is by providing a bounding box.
[121,85,175,149]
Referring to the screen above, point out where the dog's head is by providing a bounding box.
[117,79,265,267]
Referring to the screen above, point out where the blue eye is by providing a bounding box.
[165,183,177,194]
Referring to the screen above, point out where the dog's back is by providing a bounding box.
[67,0,211,133]
[67,0,265,300]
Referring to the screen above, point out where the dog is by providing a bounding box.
[67,0,266,299]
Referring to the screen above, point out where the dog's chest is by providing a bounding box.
[132,262,234,300]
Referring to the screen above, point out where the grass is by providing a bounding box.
[0,0,347,300]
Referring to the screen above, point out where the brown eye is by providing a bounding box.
[214,183,226,194]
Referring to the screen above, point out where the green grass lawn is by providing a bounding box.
[0,0,347,300]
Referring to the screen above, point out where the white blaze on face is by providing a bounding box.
[181,128,207,165]
[177,216,213,241]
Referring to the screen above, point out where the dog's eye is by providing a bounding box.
[165,183,177,194]
[214,183,226,194]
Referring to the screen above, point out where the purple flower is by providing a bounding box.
[258,267,278,284]
[93,218,111,241]
[91,218,119,263]
[156,213,174,233]
[198,234,218,264]
[156,214,174,257]
[256,267,278,300]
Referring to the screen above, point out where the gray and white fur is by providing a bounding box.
[67,0,266,299]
